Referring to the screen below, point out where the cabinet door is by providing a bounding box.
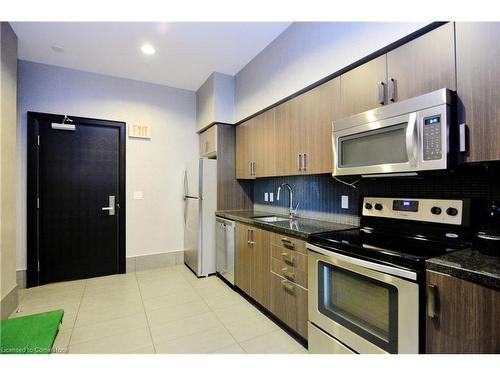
[456,22,500,162]
[199,125,217,157]
[235,223,251,294]
[301,77,341,174]
[235,119,254,179]
[426,271,500,353]
[387,22,455,102]
[253,109,276,178]
[250,228,270,309]
[274,97,303,176]
[340,55,387,118]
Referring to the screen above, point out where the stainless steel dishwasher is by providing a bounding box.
[215,217,235,285]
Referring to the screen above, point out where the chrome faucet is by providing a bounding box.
[277,183,299,219]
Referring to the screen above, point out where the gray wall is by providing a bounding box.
[17,61,198,271]
[196,72,234,131]
[234,22,427,122]
[1,22,18,316]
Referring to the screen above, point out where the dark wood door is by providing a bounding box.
[456,22,500,162]
[28,112,125,286]
[426,271,500,353]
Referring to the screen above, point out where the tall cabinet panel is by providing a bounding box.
[340,55,387,118]
[253,109,276,178]
[250,228,270,309]
[387,22,456,102]
[274,97,303,176]
[235,118,255,179]
[301,77,341,174]
[456,22,500,162]
[235,223,251,294]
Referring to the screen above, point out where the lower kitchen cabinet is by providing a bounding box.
[270,272,308,339]
[426,270,500,353]
[235,223,270,309]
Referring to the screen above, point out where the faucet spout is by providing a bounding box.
[277,183,298,219]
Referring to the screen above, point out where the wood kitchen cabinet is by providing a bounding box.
[199,125,217,157]
[426,271,500,353]
[235,223,270,309]
[456,22,500,162]
[269,233,309,339]
[302,77,341,174]
[253,109,276,178]
[274,96,303,176]
[340,55,387,118]
[386,22,455,102]
[235,118,255,179]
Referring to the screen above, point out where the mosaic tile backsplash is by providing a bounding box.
[253,165,500,227]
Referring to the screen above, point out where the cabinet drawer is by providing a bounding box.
[270,232,306,254]
[271,244,307,271]
[271,257,307,289]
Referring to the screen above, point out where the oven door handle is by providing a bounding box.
[306,243,417,281]
[405,112,418,168]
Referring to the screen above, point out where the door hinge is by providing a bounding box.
[37,135,40,146]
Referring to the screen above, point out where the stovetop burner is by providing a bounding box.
[308,197,473,271]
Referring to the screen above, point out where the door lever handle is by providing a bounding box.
[102,195,116,216]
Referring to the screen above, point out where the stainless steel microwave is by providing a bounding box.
[332,88,454,177]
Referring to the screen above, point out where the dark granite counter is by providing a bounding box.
[426,248,500,290]
[215,210,356,239]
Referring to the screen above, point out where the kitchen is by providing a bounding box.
[0,3,499,369]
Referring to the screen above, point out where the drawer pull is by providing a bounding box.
[281,252,295,265]
[281,267,295,281]
[281,279,295,294]
[281,238,295,249]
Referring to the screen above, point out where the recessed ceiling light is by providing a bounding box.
[51,45,65,53]
[140,44,156,55]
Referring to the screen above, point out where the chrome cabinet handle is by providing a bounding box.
[297,154,302,171]
[427,284,438,319]
[281,237,295,249]
[388,77,396,102]
[281,252,295,265]
[281,279,295,294]
[101,195,115,216]
[378,81,386,105]
[281,267,296,281]
[252,161,256,176]
[303,153,308,171]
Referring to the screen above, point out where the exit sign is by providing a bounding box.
[129,124,151,139]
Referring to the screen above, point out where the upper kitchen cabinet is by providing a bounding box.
[387,22,456,102]
[302,77,341,174]
[235,118,255,179]
[274,96,303,176]
[340,55,387,118]
[253,109,276,178]
[199,125,217,158]
[456,22,500,162]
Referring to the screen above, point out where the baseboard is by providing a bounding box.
[126,250,184,273]
[0,285,19,319]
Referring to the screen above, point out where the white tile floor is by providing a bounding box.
[11,265,308,354]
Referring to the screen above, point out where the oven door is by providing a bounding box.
[333,112,418,176]
[307,244,419,354]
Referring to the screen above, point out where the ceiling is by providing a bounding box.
[11,22,291,91]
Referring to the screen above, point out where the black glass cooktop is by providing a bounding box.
[309,225,472,271]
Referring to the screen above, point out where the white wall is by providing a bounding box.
[234,22,428,122]
[196,72,234,132]
[17,61,197,271]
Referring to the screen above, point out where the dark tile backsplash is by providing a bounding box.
[253,164,500,226]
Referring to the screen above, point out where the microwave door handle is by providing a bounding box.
[405,113,418,167]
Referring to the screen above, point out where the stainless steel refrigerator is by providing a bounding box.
[183,158,217,277]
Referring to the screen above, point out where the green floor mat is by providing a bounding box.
[0,309,64,354]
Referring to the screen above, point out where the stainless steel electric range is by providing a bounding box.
[307,196,473,354]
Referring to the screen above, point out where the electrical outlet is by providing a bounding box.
[341,195,349,209]
[269,192,274,202]
[264,192,268,202]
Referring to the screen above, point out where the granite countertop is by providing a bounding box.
[426,248,500,290]
[215,210,356,239]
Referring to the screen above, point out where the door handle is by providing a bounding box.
[303,153,308,171]
[378,81,386,105]
[298,154,302,171]
[102,195,116,216]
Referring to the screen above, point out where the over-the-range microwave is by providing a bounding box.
[332,88,459,178]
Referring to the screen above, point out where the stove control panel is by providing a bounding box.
[362,197,469,226]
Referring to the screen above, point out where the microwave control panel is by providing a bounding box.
[423,115,442,161]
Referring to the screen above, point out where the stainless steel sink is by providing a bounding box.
[252,216,289,223]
